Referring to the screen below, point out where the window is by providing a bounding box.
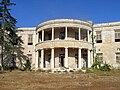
[81,29,87,41]
[115,30,120,42]
[28,34,33,45]
[27,54,32,62]
[75,54,78,68]
[48,33,52,40]
[116,53,120,63]
[75,32,79,40]
[59,32,65,40]
[97,53,103,63]
[38,31,42,42]
[96,31,102,43]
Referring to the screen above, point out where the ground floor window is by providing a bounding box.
[116,53,120,63]
[59,54,65,67]
[96,53,103,63]
[27,54,32,62]
[75,54,78,68]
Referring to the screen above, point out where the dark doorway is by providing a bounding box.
[59,54,65,67]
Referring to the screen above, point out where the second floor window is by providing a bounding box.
[75,32,79,40]
[59,32,65,40]
[81,29,87,41]
[96,31,102,43]
[28,34,33,45]
[115,30,120,42]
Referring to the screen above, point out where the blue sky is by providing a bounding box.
[9,0,120,27]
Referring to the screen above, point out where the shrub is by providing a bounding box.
[91,56,111,71]
[91,56,101,70]
[99,63,111,71]
[23,60,31,71]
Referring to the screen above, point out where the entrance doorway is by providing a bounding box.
[59,54,65,67]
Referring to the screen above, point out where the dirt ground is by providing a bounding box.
[0,70,120,90]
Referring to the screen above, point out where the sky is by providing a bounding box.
[8,0,120,27]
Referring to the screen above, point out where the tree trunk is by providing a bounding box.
[1,42,4,71]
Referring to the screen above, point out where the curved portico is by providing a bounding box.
[35,19,93,70]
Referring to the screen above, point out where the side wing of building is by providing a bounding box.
[16,27,36,69]
[94,22,120,68]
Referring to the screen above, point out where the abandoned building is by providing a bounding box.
[5,19,120,70]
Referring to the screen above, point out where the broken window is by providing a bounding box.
[116,53,120,63]
[28,34,33,45]
[27,54,32,62]
[96,53,103,63]
[81,29,88,41]
[96,31,102,43]
[115,30,120,42]
[38,31,42,42]
[75,32,79,40]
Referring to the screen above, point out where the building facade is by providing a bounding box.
[94,22,120,68]
[16,19,120,70]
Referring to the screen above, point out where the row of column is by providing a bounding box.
[37,27,90,43]
[35,48,91,70]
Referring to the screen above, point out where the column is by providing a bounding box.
[79,28,81,40]
[65,27,67,40]
[87,30,90,42]
[51,48,54,68]
[65,47,68,68]
[33,50,36,70]
[35,50,39,70]
[88,49,91,68]
[41,49,44,68]
[78,48,82,69]
[91,50,94,66]
[52,27,54,41]
[36,33,38,43]
[42,30,44,42]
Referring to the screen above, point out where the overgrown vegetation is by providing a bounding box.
[91,56,111,71]
[0,0,23,71]
[23,60,31,71]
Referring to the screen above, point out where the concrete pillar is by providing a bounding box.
[65,27,67,40]
[35,50,39,70]
[65,47,68,68]
[51,48,54,68]
[87,30,89,42]
[36,33,39,43]
[41,49,44,68]
[32,50,36,70]
[42,30,44,42]
[91,50,93,66]
[78,48,82,69]
[52,27,54,41]
[79,28,81,40]
[88,49,91,68]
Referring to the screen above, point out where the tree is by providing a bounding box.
[91,23,96,63]
[0,0,23,71]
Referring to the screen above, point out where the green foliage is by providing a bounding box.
[92,56,111,71]
[91,56,101,69]
[19,60,31,71]
[0,0,23,71]
[99,63,111,71]
[24,60,31,71]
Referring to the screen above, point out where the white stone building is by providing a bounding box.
[94,21,120,68]
[15,19,120,70]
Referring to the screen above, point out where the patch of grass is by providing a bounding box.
[0,70,120,90]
